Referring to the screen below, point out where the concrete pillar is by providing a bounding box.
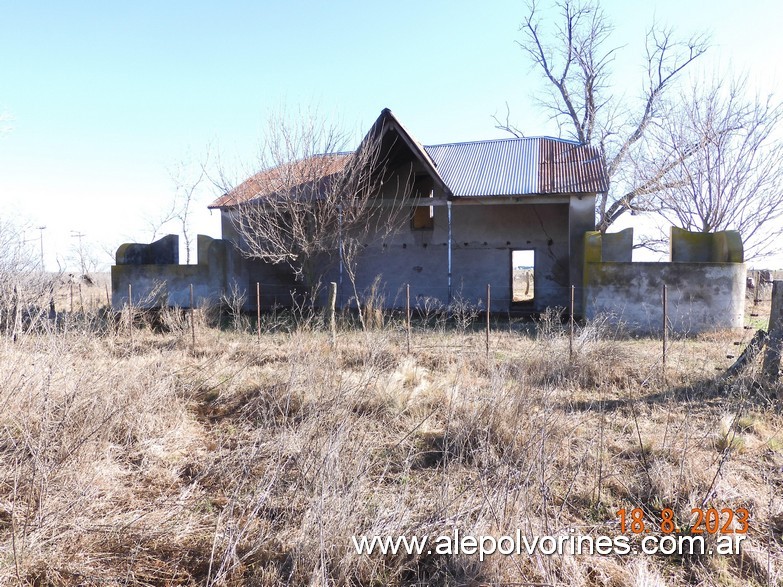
[568,194,596,316]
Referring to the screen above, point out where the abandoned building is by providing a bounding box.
[112,108,747,333]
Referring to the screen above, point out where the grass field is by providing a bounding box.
[1,291,782,586]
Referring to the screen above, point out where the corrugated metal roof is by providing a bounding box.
[425,138,539,197]
[538,138,608,194]
[424,137,607,197]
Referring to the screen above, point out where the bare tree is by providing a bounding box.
[145,154,208,264]
[648,76,783,259]
[501,0,708,232]
[217,109,414,315]
[66,231,105,280]
[0,220,57,335]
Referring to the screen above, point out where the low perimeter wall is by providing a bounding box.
[584,261,746,334]
[111,235,231,309]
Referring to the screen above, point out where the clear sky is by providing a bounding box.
[1,0,782,271]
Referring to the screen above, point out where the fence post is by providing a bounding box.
[11,285,20,342]
[256,282,261,344]
[328,282,337,347]
[486,283,491,359]
[406,284,411,354]
[128,283,133,348]
[753,270,760,306]
[190,284,196,355]
[763,280,783,383]
[569,284,575,361]
[662,283,668,384]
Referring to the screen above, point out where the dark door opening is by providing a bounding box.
[512,249,535,303]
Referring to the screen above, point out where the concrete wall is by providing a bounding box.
[221,196,589,313]
[317,199,583,313]
[670,226,744,263]
[112,235,236,308]
[584,262,746,334]
[583,228,746,334]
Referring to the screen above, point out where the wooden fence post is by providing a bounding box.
[763,281,783,383]
[753,270,760,306]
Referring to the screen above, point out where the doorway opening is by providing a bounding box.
[512,249,535,303]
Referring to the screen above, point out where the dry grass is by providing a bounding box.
[0,305,782,586]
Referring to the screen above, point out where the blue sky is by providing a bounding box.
[1,0,782,270]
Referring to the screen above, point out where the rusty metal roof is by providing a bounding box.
[424,137,607,197]
[538,138,608,194]
[209,153,351,208]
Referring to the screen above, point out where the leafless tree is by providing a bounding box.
[500,0,708,231]
[66,232,104,279]
[647,76,783,259]
[146,154,208,264]
[0,220,58,335]
[217,109,414,317]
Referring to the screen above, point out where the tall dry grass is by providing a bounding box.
[0,299,781,586]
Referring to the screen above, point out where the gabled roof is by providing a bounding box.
[209,109,608,209]
[362,108,449,196]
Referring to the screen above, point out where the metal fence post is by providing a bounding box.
[328,282,337,347]
[128,283,133,347]
[662,283,668,384]
[406,284,411,354]
[569,284,575,361]
[486,283,491,359]
[190,284,196,355]
[256,282,261,344]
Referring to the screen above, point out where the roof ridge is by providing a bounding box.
[424,136,583,149]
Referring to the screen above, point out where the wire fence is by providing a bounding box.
[117,279,781,383]
[3,274,781,385]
